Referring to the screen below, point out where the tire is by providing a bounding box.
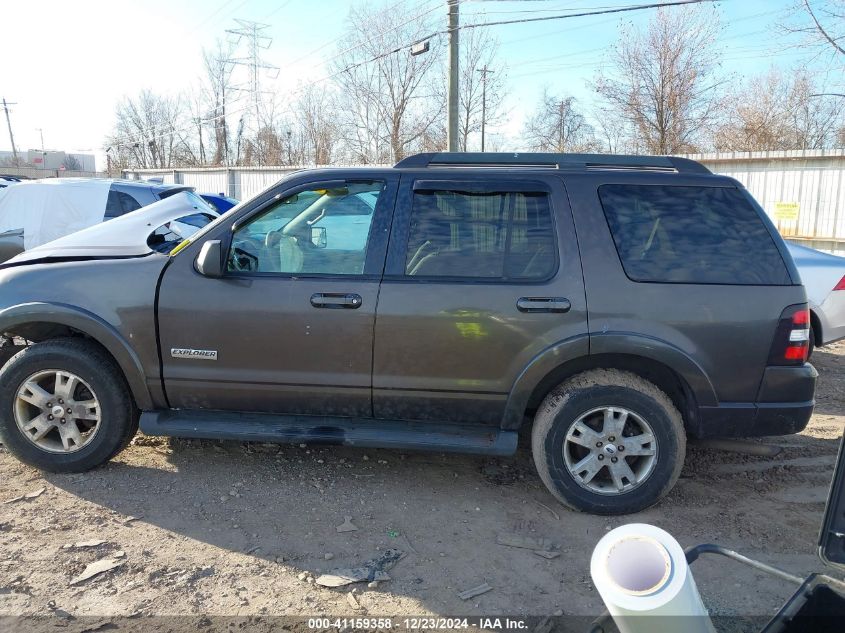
[0,338,138,473]
[808,325,815,359]
[0,337,25,370]
[531,369,686,515]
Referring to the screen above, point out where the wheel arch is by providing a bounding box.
[0,302,152,409]
[503,334,717,433]
[809,308,823,346]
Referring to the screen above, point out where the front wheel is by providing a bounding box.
[0,338,138,473]
[531,369,686,515]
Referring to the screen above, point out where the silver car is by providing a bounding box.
[787,242,845,352]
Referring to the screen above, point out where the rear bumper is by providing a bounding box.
[693,363,817,438]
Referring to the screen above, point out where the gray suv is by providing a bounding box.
[0,153,817,515]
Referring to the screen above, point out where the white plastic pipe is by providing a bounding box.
[591,523,715,633]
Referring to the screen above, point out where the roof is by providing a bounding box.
[395,152,711,174]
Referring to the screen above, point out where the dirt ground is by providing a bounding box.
[1,342,844,627]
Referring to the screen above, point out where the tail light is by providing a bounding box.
[768,304,810,366]
[834,275,845,291]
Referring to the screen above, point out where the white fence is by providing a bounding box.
[124,149,845,254]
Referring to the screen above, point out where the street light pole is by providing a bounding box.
[446,0,459,152]
[2,98,19,166]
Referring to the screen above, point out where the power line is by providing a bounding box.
[459,0,723,30]
[107,0,727,154]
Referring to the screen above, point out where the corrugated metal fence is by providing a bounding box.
[124,149,845,254]
[687,150,845,254]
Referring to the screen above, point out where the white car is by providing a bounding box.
[6,192,219,266]
[787,242,845,353]
[0,178,210,262]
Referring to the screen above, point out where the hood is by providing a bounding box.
[5,192,219,266]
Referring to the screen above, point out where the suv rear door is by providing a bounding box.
[156,173,398,416]
[372,171,588,425]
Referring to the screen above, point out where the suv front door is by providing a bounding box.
[373,172,588,425]
[156,173,398,417]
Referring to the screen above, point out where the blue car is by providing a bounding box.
[200,193,239,213]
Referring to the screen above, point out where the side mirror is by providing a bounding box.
[196,240,223,278]
[311,226,327,248]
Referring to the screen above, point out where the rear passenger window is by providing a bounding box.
[406,189,556,280]
[105,190,142,219]
[598,185,791,285]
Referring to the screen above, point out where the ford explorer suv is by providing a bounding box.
[0,153,817,515]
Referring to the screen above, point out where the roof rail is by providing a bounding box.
[394,152,710,174]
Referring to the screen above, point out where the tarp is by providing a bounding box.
[9,192,219,264]
[0,179,110,249]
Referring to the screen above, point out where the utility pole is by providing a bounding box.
[558,100,565,152]
[225,19,279,167]
[2,98,19,166]
[446,0,459,152]
[477,66,493,152]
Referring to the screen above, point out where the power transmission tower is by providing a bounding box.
[2,98,19,165]
[477,66,494,152]
[446,0,459,152]
[225,19,279,166]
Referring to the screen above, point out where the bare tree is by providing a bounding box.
[332,1,442,163]
[293,84,339,165]
[714,70,796,151]
[523,91,600,152]
[783,1,845,59]
[106,90,188,169]
[61,154,82,171]
[457,27,507,151]
[787,72,845,148]
[714,69,845,150]
[202,39,236,165]
[594,6,724,154]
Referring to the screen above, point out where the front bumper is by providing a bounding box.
[693,363,817,438]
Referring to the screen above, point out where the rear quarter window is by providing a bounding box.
[598,184,791,285]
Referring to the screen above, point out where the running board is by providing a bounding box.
[139,410,518,456]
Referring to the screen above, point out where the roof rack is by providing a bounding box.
[394,152,711,174]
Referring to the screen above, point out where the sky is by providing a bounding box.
[1,0,841,169]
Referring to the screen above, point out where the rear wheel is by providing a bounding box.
[531,369,686,515]
[0,338,138,472]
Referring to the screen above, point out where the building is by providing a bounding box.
[0,149,96,172]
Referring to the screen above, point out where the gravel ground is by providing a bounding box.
[1,341,843,626]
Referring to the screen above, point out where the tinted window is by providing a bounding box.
[105,190,142,219]
[406,189,556,280]
[598,184,790,285]
[227,181,382,275]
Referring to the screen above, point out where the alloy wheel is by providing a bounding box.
[13,370,101,453]
[563,406,658,495]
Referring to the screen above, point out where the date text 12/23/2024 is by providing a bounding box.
[307,618,532,630]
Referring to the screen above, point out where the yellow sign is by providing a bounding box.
[774,201,800,221]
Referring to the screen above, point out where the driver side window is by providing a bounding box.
[227,181,383,275]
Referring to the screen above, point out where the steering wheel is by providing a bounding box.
[230,239,261,272]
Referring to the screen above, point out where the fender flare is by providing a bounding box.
[0,302,153,409]
[502,332,718,429]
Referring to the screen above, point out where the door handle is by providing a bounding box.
[310,293,363,309]
[516,297,571,313]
